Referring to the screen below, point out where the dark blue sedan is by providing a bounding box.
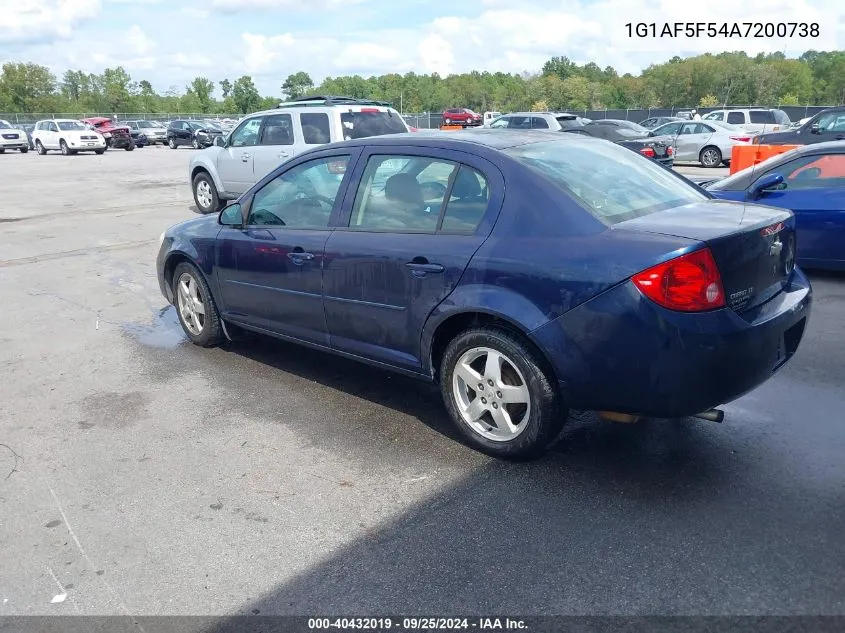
[705,141,845,271]
[157,131,812,459]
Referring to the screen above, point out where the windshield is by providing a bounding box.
[203,121,222,131]
[58,121,86,131]
[0,121,11,129]
[505,140,707,225]
[705,151,797,191]
[616,121,650,134]
[707,120,741,131]
[612,126,649,139]
[137,121,157,128]
[340,111,407,139]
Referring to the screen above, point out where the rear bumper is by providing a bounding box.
[531,269,812,417]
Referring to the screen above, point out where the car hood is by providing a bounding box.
[61,129,104,138]
[756,129,798,142]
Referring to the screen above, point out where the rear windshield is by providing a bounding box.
[749,110,776,124]
[773,109,791,124]
[505,140,707,225]
[340,111,406,139]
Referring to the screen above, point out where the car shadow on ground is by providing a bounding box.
[198,328,845,621]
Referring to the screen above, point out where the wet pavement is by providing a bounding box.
[0,148,843,616]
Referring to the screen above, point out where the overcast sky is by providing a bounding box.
[2,0,842,96]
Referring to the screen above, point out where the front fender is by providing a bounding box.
[188,149,226,194]
[158,225,222,303]
[420,283,552,374]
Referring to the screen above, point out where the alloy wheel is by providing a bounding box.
[195,180,213,211]
[176,272,206,336]
[452,346,531,441]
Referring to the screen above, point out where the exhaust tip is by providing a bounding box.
[692,408,724,423]
[598,411,641,424]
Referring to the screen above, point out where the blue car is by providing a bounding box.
[705,141,845,271]
[157,131,812,459]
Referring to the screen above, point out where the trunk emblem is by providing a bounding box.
[761,222,784,237]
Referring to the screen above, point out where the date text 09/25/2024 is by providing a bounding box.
[625,22,820,38]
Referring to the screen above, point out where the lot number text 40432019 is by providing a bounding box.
[625,22,819,38]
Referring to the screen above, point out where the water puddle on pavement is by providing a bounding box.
[122,305,186,349]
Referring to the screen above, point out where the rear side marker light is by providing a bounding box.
[632,248,726,312]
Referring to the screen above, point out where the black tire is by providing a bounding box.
[95,148,105,155]
[35,140,46,155]
[0,148,4,154]
[125,141,135,151]
[60,139,72,156]
[168,138,177,149]
[700,146,722,168]
[19,146,28,153]
[440,327,565,460]
[171,262,224,347]
[191,137,200,149]
[192,172,222,214]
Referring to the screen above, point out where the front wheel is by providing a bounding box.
[168,138,177,149]
[125,141,135,151]
[700,146,722,168]
[60,140,73,156]
[35,141,46,155]
[19,146,28,153]
[172,262,224,347]
[444,118,452,125]
[440,328,566,460]
[191,137,200,149]
[192,172,221,214]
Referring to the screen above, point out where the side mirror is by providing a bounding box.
[750,173,785,199]
[810,123,820,134]
[218,202,244,226]
[214,136,226,148]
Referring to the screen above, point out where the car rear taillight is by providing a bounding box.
[639,147,655,157]
[632,248,726,312]
[730,135,752,142]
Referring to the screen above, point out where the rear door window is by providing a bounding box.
[531,117,550,129]
[300,112,331,144]
[726,112,745,124]
[704,111,724,121]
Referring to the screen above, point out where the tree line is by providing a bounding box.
[1,50,843,116]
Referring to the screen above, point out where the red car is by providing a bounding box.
[442,108,482,126]
[80,117,134,150]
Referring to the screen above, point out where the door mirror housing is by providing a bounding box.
[750,173,785,199]
[810,123,820,134]
[218,202,244,226]
[214,135,226,148]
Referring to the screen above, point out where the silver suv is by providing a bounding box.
[701,108,791,134]
[189,96,409,213]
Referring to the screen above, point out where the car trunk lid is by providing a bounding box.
[614,200,796,313]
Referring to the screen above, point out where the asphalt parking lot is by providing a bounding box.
[0,147,843,617]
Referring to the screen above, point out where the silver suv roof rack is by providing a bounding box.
[276,95,393,109]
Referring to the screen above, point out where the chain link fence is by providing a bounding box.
[402,105,835,129]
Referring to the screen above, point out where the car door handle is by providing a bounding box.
[287,251,315,264]
[241,153,251,161]
[278,151,290,158]
[406,261,445,276]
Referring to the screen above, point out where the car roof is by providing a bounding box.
[299,129,604,153]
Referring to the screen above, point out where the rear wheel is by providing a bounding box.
[94,148,105,155]
[172,262,223,347]
[125,141,135,151]
[0,148,4,154]
[444,117,452,124]
[19,146,28,154]
[700,146,722,168]
[440,328,565,460]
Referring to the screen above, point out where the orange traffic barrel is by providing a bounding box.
[439,125,464,131]
[730,144,802,174]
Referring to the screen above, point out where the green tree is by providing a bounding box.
[219,79,232,99]
[187,76,215,113]
[231,75,261,114]
[699,94,719,107]
[0,62,56,112]
[102,66,132,111]
[281,71,314,99]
